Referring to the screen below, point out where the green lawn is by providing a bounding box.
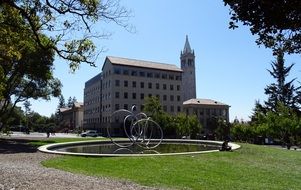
[40,140,301,190]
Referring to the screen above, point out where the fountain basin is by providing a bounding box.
[38,139,240,157]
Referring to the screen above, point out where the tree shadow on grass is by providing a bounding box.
[0,138,54,154]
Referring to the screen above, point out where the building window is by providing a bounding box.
[140,82,144,88]
[155,73,160,78]
[169,74,174,80]
[206,109,210,116]
[148,82,152,89]
[170,85,174,91]
[156,94,160,99]
[123,69,129,75]
[132,93,136,99]
[132,81,136,88]
[140,105,144,111]
[170,95,174,101]
[124,80,128,87]
[200,109,204,115]
[140,93,144,100]
[115,92,120,98]
[177,95,181,101]
[176,75,181,81]
[156,83,159,89]
[177,85,180,91]
[124,92,128,99]
[115,80,120,87]
[163,95,167,101]
[177,106,181,112]
[131,71,137,76]
[162,74,167,79]
[139,71,145,77]
[114,68,121,74]
[148,94,152,97]
[170,106,174,112]
[147,72,153,78]
[124,104,128,110]
[163,84,167,90]
[115,104,120,110]
[163,106,167,112]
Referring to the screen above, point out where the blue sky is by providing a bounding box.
[30,0,301,121]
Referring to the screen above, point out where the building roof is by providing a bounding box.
[183,35,193,54]
[59,102,84,113]
[183,98,229,107]
[85,73,102,87]
[59,107,71,113]
[106,56,183,72]
[74,102,83,108]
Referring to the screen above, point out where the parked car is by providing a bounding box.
[80,130,98,137]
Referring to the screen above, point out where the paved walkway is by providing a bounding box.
[0,138,162,190]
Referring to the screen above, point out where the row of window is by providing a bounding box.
[115,92,181,101]
[113,68,182,81]
[84,96,101,106]
[84,85,101,96]
[185,108,227,117]
[115,80,181,91]
[99,105,182,123]
[84,117,101,124]
[84,106,101,115]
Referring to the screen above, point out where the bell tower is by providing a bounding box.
[181,35,196,101]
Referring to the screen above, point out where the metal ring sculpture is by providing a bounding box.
[107,106,163,149]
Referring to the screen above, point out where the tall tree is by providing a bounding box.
[67,96,73,108]
[143,96,163,117]
[264,51,300,112]
[0,0,132,70]
[72,96,77,104]
[0,5,61,129]
[58,95,66,109]
[224,0,301,54]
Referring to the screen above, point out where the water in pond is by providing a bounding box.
[55,142,219,154]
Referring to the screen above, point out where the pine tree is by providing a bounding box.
[67,96,73,108]
[264,51,300,112]
[58,95,66,109]
[72,96,77,104]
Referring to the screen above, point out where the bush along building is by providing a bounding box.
[83,36,230,136]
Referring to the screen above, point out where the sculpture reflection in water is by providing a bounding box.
[107,105,163,150]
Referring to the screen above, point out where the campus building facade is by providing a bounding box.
[183,99,230,134]
[83,36,230,135]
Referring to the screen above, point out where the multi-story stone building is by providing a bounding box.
[59,102,84,131]
[183,99,230,134]
[83,73,102,129]
[83,36,230,136]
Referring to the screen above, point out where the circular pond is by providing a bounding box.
[38,139,240,157]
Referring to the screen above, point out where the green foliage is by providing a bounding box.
[231,122,257,143]
[1,0,132,70]
[264,51,301,111]
[143,96,202,138]
[234,103,301,145]
[143,96,163,117]
[58,95,66,109]
[224,0,301,54]
[261,104,301,144]
[0,4,62,128]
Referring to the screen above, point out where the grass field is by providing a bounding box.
[40,139,301,190]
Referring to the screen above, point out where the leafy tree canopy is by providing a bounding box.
[224,0,301,54]
[1,0,132,70]
[264,51,301,112]
[0,4,61,128]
